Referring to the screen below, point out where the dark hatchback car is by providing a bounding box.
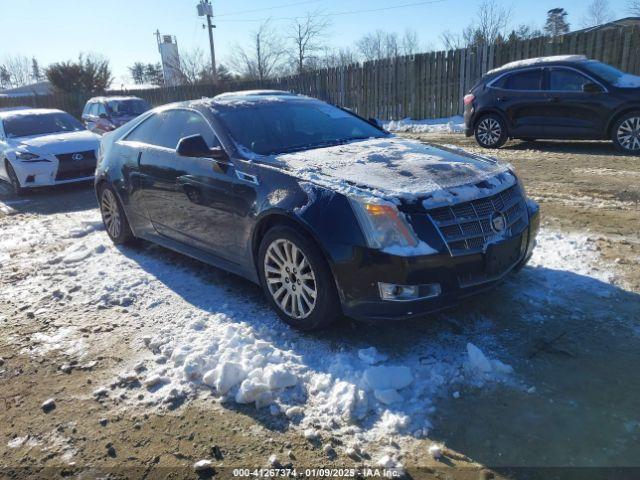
[464,55,640,153]
[96,90,539,330]
[82,96,151,135]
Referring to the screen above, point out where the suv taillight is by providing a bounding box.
[463,93,475,106]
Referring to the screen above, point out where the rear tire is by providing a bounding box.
[99,184,135,244]
[258,225,341,331]
[5,161,25,196]
[474,114,508,149]
[612,112,640,154]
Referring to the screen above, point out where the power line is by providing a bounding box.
[216,0,446,23]
[215,0,322,17]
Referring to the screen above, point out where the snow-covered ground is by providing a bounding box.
[384,116,465,134]
[0,207,620,464]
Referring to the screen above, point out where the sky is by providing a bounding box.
[0,0,632,85]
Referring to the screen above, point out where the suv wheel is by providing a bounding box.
[5,161,25,196]
[258,225,341,331]
[99,185,135,244]
[474,114,507,148]
[612,112,640,154]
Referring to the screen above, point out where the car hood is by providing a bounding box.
[272,137,514,205]
[11,130,100,155]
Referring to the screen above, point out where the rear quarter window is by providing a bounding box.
[493,69,543,90]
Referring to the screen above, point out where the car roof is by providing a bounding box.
[0,108,65,120]
[486,55,589,76]
[87,95,146,103]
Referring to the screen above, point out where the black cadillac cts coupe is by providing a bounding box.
[96,90,540,330]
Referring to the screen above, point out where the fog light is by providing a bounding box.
[378,282,441,301]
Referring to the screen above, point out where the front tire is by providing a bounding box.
[612,112,640,154]
[5,161,25,196]
[474,114,508,148]
[99,184,135,244]
[258,225,341,331]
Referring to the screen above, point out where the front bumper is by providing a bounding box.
[10,156,96,188]
[334,200,540,322]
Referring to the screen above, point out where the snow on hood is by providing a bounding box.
[272,137,513,204]
[11,130,100,155]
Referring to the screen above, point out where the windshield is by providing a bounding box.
[3,112,85,138]
[107,99,150,117]
[582,61,640,88]
[215,100,387,155]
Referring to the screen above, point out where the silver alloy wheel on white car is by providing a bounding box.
[477,117,502,146]
[101,189,122,239]
[263,238,317,319]
[616,116,640,151]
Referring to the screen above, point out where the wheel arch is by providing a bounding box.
[606,107,640,137]
[472,108,510,131]
[251,212,341,292]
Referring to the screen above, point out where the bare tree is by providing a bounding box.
[178,48,211,84]
[440,0,510,49]
[475,0,511,44]
[582,0,614,27]
[356,30,407,61]
[629,0,640,15]
[400,29,420,55]
[229,20,286,82]
[318,47,359,69]
[0,55,33,88]
[288,11,331,74]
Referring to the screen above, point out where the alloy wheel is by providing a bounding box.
[477,118,502,146]
[263,238,317,319]
[616,116,640,151]
[101,189,122,239]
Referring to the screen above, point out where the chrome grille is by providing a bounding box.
[428,184,527,255]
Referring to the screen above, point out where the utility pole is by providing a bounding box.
[197,0,217,84]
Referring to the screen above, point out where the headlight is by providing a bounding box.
[16,151,40,161]
[349,197,419,249]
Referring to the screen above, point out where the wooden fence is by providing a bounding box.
[3,25,640,120]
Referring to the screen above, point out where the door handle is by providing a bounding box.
[496,96,508,102]
[547,96,561,102]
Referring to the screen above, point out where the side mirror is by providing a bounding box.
[582,82,603,94]
[99,113,108,119]
[177,134,228,161]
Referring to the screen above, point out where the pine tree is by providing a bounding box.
[545,8,570,37]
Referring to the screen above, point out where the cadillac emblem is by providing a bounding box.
[490,211,507,234]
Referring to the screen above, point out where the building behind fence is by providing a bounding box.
[2,25,640,121]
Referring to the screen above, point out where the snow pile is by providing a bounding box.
[385,116,464,134]
[1,206,622,454]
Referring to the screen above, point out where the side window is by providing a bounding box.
[97,103,107,117]
[90,103,100,116]
[499,69,543,90]
[549,68,591,92]
[83,103,92,116]
[156,110,219,150]
[125,114,163,144]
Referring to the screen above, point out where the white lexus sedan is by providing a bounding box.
[0,108,100,195]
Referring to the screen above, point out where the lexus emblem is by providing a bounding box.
[72,153,84,161]
[490,211,507,234]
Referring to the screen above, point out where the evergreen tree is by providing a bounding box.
[545,8,570,36]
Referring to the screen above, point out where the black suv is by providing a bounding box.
[464,55,640,153]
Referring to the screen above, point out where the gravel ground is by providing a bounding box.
[1,135,639,480]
